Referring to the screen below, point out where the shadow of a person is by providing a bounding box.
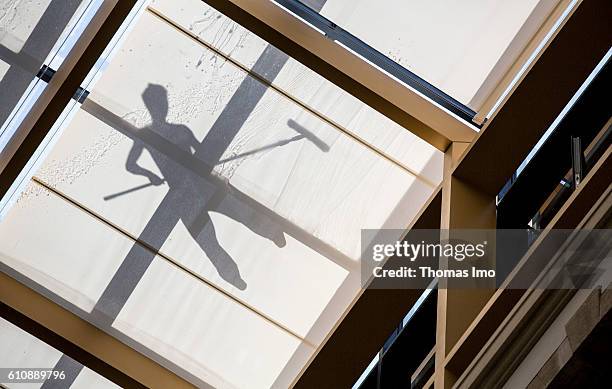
[124,84,286,291]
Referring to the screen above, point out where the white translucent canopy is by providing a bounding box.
[0,1,442,388]
[304,0,560,109]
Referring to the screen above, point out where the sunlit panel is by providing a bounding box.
[298,0,557,107]
[0,182,132,313]
[0,317,62,373]
[0,317,119,388]
[151,0,443,179]
[115,258,307,389]
[0,182,312,388]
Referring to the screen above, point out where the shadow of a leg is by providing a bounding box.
[187,217,247,291]
[92,190,182,326]
[218,193,286,248]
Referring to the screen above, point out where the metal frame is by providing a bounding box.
[274,0,477,123]
[203,0,477,151]
[454,157,612,388]
[470,0,575,124]
[452,0,611,196]
[295,0,611,387]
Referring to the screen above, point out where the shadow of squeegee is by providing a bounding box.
[287,119,330,152]
[103,180,166,201]
[105,119,330,200]
[217,119,329,164]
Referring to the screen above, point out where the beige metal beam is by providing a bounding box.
[203,0,477,151]
[435,143,497,389]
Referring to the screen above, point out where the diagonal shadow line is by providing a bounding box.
[0,0,83,126]
[39,354,83,389]
[217,134,304,164]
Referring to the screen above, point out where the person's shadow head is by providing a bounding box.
[142,83,169,125]
[139,83,199,154]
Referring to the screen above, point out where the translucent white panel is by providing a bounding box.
[34,17,351,338]
[33,10,429,338]
[221,89,433,256]
[114,257,306,389]
[313,0,543,105]
[0,0,89,53]
[0,318,62,387]
[149,0,268,69]
[0,183,313,388]
[160,190,352,337]
[0,0,51,53]
[36,108,349,337]
[0,318,119,389]
[150,0,443,182]
[0,60,9,79]
[0,182,136,312]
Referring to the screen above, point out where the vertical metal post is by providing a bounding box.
[571,136,584,188]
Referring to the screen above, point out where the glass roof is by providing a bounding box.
[287,0,558,110]
[0,0,442,387]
